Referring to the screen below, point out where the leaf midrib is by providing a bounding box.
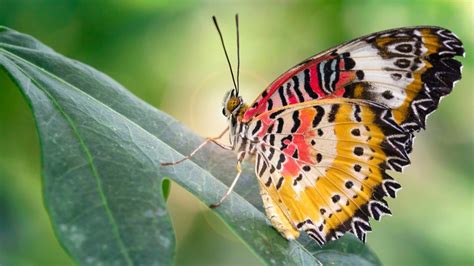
[0,49,134,266]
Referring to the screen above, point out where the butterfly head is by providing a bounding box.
[222,88,246,117]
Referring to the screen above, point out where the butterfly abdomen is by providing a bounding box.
[259,182,300,240]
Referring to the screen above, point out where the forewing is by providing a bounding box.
[251,99,407,244]
[243,26,464,135]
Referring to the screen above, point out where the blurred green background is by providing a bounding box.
[0,0,472,265]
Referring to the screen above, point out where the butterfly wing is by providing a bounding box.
[242,26,464,135]
[242,26,463,244]
[249,98,410,244]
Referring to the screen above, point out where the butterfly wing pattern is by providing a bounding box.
[243,26,463,131]
[244,27,464,244]
[251,99,409,244]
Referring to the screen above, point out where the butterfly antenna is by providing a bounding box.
[212,16,238,94]
[235,14,240,93]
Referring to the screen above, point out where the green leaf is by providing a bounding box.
[0,26,381,265]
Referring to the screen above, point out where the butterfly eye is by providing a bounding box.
[227,97,240,112]
[222,108,227,116]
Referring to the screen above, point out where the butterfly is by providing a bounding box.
[162,15,464,245]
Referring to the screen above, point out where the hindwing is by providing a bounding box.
[250,99,406,244]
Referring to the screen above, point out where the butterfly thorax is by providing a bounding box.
[228,104,259,154]
[222,89,257,155]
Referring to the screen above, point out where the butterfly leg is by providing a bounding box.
[210,151,245,208]
[161,128,230,166]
